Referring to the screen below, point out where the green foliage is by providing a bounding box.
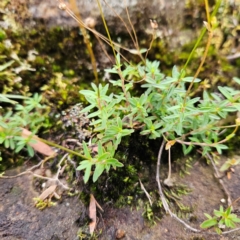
[0,23,50,162]
[0,93,48,157]
[79,58,240,182]
[76,141,123,183]
[33,197,56,210]
[200,206,240,234]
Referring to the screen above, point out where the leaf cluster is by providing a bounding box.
[200,206,240,234]
[78,59,240,182]
[0,93,48,157]
[76,141,123,183]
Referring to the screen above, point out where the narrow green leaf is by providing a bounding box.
[200,218,218,228]
[88,110,101,118]
[0,60,14,71]
[182,77,201,82]
[214,210,223,218]
[107,158,123,167]
[0,121,8,128]
[215,144,228,154]
[172,65,179,79]
[140,130,151,135]
[230,217,240,223]
[76,161,89,170]
[225,218,235,228]
[121,129,134,137]
[182,144,193,155]
[27,145,34,157]
[105,68,118,74]
[204,213,213,219]
[80,104,96,113]
[226,206,232,216]
[218,86,233,101]
[83,142,91,158]
[79,89,96,98]
[93,164,105,182]
[233,77,240,85]
[97,142,104,156]
[15,144,25,153]
[98,152,110,161]
[140,48,147,53]
[0,94,16,104]
[83,165,92,183]
[163,114,179,120]
[220,162,231,172]
[4,139,9,148]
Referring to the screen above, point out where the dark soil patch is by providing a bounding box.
[1,155,240,240]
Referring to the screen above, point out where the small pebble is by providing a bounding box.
[115,229,126,239]
[220,198,226,203]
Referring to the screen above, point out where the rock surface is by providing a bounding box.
[1,156,240,239]
[18,0,185,34]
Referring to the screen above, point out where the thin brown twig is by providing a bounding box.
[145,31,156,60]
[176,136,231,147]
[206,152,232,206]
[69,0,99,84]
[183,22,213,105]
[230,196,240,208]
[156,141,240,234]
[156,140,201,232]
[1,153,70,190]
[139,179,152,206]
[124,0,139,50]
[123,0,145,63]
[167,147,171,181]
[221,228,240,235]
[102,0,137,50]
[0,160,42,179]
[57,0,132,64]
[156,140,170,213]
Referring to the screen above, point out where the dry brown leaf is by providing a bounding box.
[21,128,56,156]
[89,194,97,235]
[37,184,57,201]
[165,140,176,150]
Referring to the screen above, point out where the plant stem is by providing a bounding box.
[96,0,117,60]
[181,0,222,77]
[38,137,91,160]
[206,153,232,206]
[183,23,213,104]
[69,0,99,85]
[167,147,171,181]
[156,140,201,232]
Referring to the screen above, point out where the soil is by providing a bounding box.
[1,155,240,240]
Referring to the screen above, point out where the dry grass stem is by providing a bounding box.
[139,179,153,206]
[206,152,232,206]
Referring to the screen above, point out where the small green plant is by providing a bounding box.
[76,141,123,183]
[143,203,155,223]
[200,206,240,234]
[220,158,240,172]
[0,21,50,160]
[78,59,240,182]
[33,197,57,210]
[0,93,49,157]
